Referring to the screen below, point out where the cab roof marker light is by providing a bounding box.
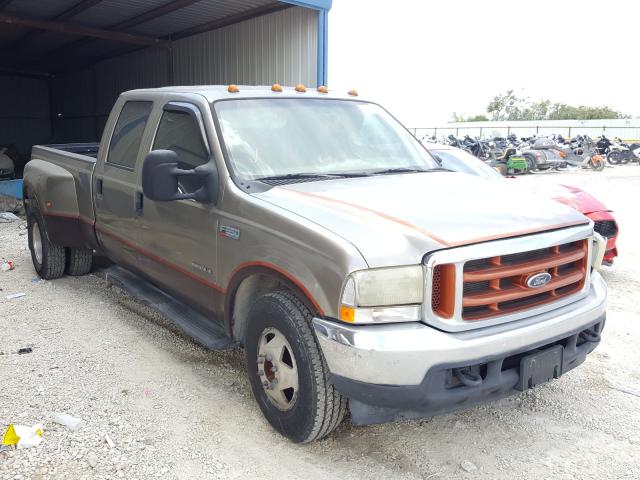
[227,84,240,93]
[317,85,329,93]
[294,84,307,93]
[348,89,358,96]
[271,83,283,92]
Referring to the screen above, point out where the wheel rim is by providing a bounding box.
[32,222,43,265]
[256,327,299,411]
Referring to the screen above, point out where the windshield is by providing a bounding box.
[429,148,503,179]
[212,99,439,180]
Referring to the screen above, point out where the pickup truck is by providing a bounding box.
[23,85,608,443]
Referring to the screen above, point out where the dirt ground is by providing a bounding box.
[1,166,639,480]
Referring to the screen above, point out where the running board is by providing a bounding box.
[96,265,236,350]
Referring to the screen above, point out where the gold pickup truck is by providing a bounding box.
[23,85,608,442]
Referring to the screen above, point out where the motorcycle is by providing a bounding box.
[460,135,495,161]
[607,138,640,165]
[596,135,612,155]
[520,137,567,171]
[563,136,605,171]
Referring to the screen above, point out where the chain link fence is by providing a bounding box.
[410,125,640,142]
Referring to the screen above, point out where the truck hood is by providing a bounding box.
[253,172,589,267]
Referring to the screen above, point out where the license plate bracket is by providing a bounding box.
[516,344,563,391]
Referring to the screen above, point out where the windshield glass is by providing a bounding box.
[429,148,503,179]
[212,99,439,180]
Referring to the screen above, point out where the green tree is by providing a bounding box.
[451,112,489,122]
[451,91,631,122]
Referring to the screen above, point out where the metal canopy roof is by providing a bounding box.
[0,0,331,77]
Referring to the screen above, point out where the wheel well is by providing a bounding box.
[227,269,321,345]
[230,274,283,345]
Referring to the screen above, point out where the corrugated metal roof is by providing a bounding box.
[4,0,80,19]
[69,0,170,29]
[129,0,276,37]
[0,0,324,80]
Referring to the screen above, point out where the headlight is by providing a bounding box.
[339,266,424,324]
[591,232,607,270]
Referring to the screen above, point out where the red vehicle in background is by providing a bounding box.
[426,144,619,265]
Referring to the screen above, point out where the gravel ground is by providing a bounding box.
[1,165,639,480]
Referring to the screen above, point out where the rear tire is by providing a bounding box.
[523,154,537,172]
[590,157,605,171]
[245,290,346,443]
[66,247,93,276]
[27,208,66,280]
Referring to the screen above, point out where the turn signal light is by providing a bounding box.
[559,151,567,158]
[347,89,358,96]
[271,83,283,92]
[317,85,329,93]
[295,84,306,93]
[339,305,355,323]
[227,84,240,93]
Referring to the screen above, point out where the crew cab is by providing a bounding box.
[23,85,608,442]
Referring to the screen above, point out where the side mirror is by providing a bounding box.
[141,150,218,203]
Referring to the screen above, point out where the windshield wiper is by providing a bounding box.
[425,167,455,172]
[368,167,430,175]
[256,171,370,181]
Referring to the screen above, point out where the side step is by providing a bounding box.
[97,265,236,350]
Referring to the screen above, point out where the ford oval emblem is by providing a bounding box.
[526,272,552,288]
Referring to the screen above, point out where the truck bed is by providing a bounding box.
[39,142,100,159]
[30,144,98,222]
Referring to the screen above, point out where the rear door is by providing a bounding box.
[94,100,154,269]
[136,101,222,319]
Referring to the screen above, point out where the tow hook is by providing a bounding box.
[453,367,483,387]
[579,328,601,343]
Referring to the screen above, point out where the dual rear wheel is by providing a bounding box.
[27,206,93,280]
[26,200,343,442]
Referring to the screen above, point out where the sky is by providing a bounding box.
[327,0,639,127]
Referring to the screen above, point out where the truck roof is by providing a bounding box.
[123,85,365,102]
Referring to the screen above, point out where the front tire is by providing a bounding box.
[245,291,346,443]
[27,208,66,280]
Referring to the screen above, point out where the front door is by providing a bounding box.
[136,102,222,319]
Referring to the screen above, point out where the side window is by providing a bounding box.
[153,108,209,193]
[107,101,153,169]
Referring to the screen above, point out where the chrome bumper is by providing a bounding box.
[313,272,607,386]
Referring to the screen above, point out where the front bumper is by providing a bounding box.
[313,272,607,423]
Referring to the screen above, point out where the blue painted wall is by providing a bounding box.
[280,1,332,87]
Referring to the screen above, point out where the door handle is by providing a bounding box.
[96,178,103,196]
[135,192,144,216]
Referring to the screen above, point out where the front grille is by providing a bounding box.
[431,264,456,318]
[593,220,618,238]
[433,239,589,321]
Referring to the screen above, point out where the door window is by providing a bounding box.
[153,109,209,193]
[107,101,153,169]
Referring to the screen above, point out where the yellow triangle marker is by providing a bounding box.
[2,424,20,446]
